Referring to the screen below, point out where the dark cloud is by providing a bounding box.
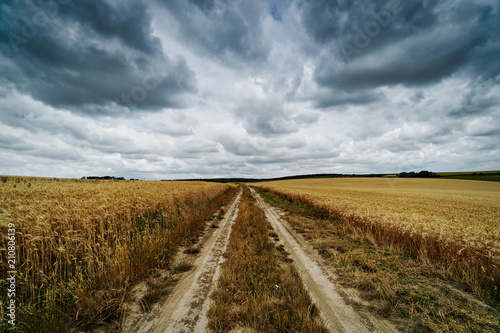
[62,0,162,55]
[465,115,500,138]
[269,0,293,22]
[217,134,264,157]
[0,131,32,151]
[314,90,382,109]
[447,80,500,119]
[29,145,85,161]
[315,29,487,89]
[0,0,196,114]
[157,0,270,66]
[215,132,336,166]
[299,0,437,46]
[470,128,500,138]
[189,0,216,13]
[301,0,499,92]
[0,124,85,161]
[235,98,319,137]
[410,91,425,103]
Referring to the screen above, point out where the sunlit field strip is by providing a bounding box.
[0,177,233,332]
[255,178,500,300]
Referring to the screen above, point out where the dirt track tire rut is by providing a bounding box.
[250,187,400,333]
[134,188,242,333]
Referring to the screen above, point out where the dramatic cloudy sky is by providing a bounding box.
[1,0,499,179]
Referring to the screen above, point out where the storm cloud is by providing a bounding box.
[0,0,499,179]
[0,0,196,113]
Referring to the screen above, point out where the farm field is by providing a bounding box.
[254,178,500,240]
[0,176,235,332]
[2,176,500,332]
[254,178,500,286]
[254,178,500,330]
[438,170,500,182]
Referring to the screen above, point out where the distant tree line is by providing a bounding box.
[398,171,439,178]
[82,176,126,180]
[471,172,500,175]
[168,173,390,183]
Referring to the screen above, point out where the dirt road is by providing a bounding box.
[250,188,400,333]
[125,186,398,332]
[132,188,242,333]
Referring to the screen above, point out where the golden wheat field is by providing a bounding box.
[0,176,232,331]
[255,178,500,295]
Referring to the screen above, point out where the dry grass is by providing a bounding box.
[255,178,500,304]
[0,176,236,332]
[208,187,327,332]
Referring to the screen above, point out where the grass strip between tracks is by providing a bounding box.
[208,186,328,332]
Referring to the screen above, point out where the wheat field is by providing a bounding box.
[255,178,500,298]
[0,177,232,331]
